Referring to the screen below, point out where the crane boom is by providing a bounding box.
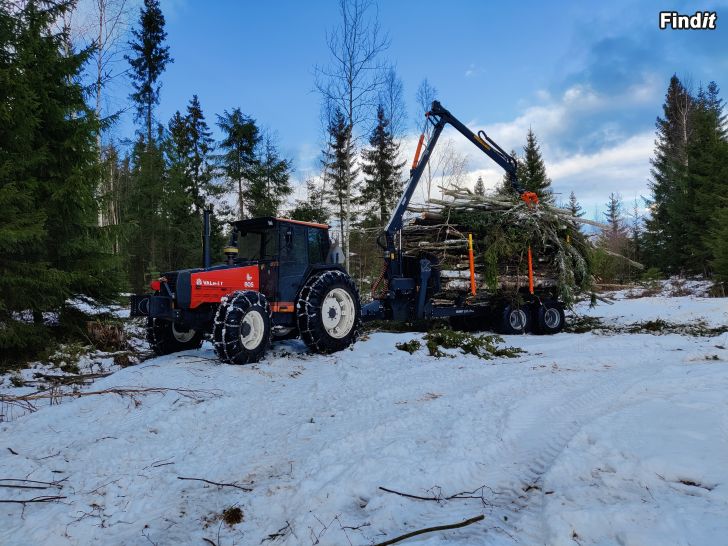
[385,101,523,250]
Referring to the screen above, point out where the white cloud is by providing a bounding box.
[394,83,655,213]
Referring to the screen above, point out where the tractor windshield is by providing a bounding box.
[237,229,277,261]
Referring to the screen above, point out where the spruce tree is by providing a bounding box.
[125,133,167,289]
[644,76,728,275]
[126,0,172,146]
[628,200,643,265]
[687,83,728,274]
[0,1,120,360]
[322,108,357,255]
[359,105,405,226]
[520,128,552,202]
[604,193,627,238]
[709,204,728,285]
[247,135,293,217]
[643,75,693,272]
[184,95,217,212]
[163,111,200,269]
[497,150,521,197]
[474,176,485,196]
[216,108,259,218]
[289,179,329,224]
[567,191,584,218]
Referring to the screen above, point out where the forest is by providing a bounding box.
[1,0,727,365]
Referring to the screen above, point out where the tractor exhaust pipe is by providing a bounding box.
[202,207,212,268]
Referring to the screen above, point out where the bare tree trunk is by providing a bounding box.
[315,0,390,272]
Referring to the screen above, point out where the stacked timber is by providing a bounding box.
[403,188,613,304]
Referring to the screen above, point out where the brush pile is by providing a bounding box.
[404,188,614,305]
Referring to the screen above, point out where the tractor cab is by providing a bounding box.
[227,217,331,266]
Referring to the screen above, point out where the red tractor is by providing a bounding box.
[131,216,361,364]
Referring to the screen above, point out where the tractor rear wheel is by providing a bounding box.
[146,318,204,356]
[213,291,272,364]
[297,270,361,354]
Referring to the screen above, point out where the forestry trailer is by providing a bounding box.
[131,101,563,365]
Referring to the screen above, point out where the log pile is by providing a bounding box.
[404,188,606,304]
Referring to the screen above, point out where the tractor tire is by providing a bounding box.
[146,318,204,356]
[213,291,272,364]
[297,270,361,354]
[499,303,531,335]
[533,300,565,335]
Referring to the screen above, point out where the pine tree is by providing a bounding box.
[474,176,485,196]
[322,108,357,256]
[520,128,553,202]
[126,0,172,146]
[1,1,120,360]
[359,105,405,226]
[247,135,293,217]
[216,108,259,218]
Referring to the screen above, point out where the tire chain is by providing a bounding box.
[296,270,361,354]
[213,290,272,364]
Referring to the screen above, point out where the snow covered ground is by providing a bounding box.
[1,288,726,545]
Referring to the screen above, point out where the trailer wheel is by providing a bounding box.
[297,270,361,354]
[146,318,204,356]
[534,300,565,335]
[213,291,272,364]
[499,304,531,335]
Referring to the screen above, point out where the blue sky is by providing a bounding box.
[102,0,727,216]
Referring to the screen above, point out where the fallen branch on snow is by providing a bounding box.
[0,478,66,491]
[370,514,484,546]
[379,484,499,505]
[176,476,252,492]
[0,386,221,415]
[0,495,66,504]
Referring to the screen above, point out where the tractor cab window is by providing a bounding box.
[307,228,327,264]
[280,224,307,264]
[236,229,277,261]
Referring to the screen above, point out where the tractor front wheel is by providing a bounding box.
[213,291,272,364]
[297,270,361,354]
[146,318,204,356]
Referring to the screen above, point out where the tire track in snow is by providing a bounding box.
[467,364,663,544]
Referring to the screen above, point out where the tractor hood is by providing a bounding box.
[167,264,260,309]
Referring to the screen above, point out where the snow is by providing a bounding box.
[573,282,727,330]
[1,293,727,545]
